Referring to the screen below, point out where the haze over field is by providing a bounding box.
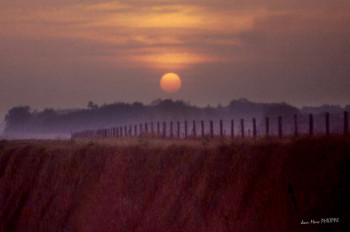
[2,98,349,139]
[1,0,350,125]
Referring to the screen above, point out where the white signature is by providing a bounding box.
[301,218,340,225]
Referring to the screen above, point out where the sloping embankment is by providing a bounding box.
[0,137,349,231]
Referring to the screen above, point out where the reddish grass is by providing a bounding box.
[0,137,349,231]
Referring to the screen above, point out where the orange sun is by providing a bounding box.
[160,73,182,93]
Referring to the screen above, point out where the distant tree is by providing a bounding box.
[264,103,299,119]
[88,101,98,110]
[301,104,343,114]
[37,108,57,120]
[132,102,144,108]
[345,105,350,112]
[4,106,32,132]
[150,99,163,106]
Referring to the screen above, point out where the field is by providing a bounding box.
[0,137,349,231]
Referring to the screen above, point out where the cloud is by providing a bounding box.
[0,0,350,116]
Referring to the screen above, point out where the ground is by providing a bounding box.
[0,136,349,231]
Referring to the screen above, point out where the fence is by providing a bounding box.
[71,111,349,139]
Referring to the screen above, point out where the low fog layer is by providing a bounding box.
[2,99,349,139]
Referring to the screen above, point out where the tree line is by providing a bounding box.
[3,98,349,136]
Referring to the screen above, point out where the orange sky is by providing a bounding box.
[1,0,350,122]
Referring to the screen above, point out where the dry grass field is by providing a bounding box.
[0,136,349,231]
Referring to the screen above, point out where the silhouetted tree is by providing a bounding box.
[88,101,98,110]
[4,106,32,133]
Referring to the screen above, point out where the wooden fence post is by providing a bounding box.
[266,117,269,136]
[184,120,188,138]
[140,124,143,135]
[201,120,205,138]
[193,121,196,138]
[278,116,282,138]
[325,112,330,136]
[129,125,132,136]
[151,122,154,136]
[170,121,173,138]
[157,122,160,135]
[231,119,234,139]
[240,119,244,138]
[120,127,123,137]
[309,114,314,136]
[162,121,166,138]
[344,111,349,136]
[220,120,223,137]
[145,122,148,133]
[124,126,127,137]
[210,120,214,138]
[134,125,137,137]
[294,115,298,137]
[253,118,257,138]
[177,121,180,138]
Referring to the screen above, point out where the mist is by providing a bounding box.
[2,99,349,140]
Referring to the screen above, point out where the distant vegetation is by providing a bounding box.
[3,98,349,137]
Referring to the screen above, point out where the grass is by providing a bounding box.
[0,136,349,231]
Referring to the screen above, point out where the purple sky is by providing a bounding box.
[1,0,350,122]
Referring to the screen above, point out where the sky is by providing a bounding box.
[1,0,350,122]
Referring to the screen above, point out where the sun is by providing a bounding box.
[160,73,182,93]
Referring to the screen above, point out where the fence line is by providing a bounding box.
[71,111,349,139]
